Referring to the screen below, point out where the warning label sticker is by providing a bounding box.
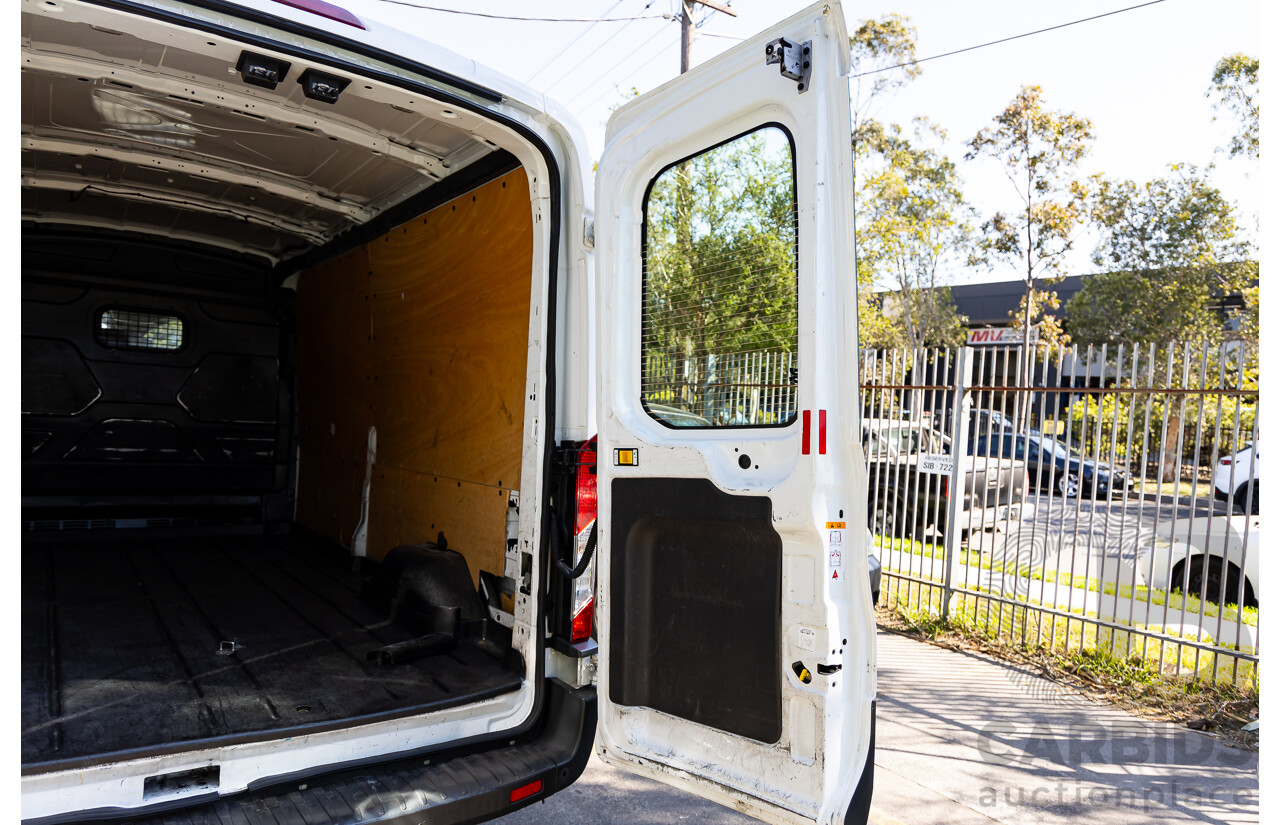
[828,528,844,569]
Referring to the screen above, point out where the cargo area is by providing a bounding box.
[21,532,522,767]
[19,2,566,810]
[22,64,548,791]
[21,160,538,773]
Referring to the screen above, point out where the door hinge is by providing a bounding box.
[764,38,812,93]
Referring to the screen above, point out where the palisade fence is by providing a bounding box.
[861,343,1259,685]
[643,350,797,425]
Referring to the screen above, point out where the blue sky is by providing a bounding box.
[344,1,1261,285]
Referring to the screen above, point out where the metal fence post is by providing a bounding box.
[940,346,972,621]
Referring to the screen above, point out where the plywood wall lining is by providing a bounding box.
[295,246,372,547]
[294,169,533,577]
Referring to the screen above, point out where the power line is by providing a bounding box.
[572,1,728,111]
[851,0,1168,78]
[543,2,662,94]
[525,0,628,84]
[569,19,680,109]
[372,0,672,23]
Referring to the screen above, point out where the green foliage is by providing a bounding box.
[858,120,971,348]
[1207,53,1259,160]
[1058,346,1256,470]
[1069,166,1255,348]
[966,85,1094,282]
[643,128,797,412]
[1008,288,1070,352]
[849,14,921,155]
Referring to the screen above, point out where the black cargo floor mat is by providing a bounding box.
[21,532,522,768]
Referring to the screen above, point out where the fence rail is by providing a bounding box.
[642,349,797,425]
[861,343,1259,685]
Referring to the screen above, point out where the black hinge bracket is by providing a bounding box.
[764,38,813,93]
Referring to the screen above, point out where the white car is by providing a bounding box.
[1214,442,1259,515]
[1139,515,1259,608]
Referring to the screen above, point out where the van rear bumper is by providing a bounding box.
[26,679,596,825]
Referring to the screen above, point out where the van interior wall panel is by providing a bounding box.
[20,237,290,504]
[21,532,522,768]
[296,169,532,577]
[294,246,374,546]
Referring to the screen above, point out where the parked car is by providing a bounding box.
[969,431,1131,499]
[1138,515,1259,608]
[1214,442,1259,515]
[644,402,714,428]
[863,419,1025,537]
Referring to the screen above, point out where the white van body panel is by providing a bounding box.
[593,3,875,823]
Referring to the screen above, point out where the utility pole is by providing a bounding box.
[679,0,736,74]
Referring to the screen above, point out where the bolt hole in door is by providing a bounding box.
[739,454,751,469]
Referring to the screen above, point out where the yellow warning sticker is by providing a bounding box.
[826,521,846,529]
[614,448,639,466]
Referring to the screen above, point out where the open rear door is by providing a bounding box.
[594,3,874,823]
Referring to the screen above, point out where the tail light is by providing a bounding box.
[569,438,597,642]
[1220,457,1234,466]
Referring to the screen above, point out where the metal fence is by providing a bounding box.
[642,350,797,425]
[861,343,1259,685]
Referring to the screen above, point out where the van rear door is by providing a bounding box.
[593,3,875,823]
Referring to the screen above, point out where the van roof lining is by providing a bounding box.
[21,3,504,266]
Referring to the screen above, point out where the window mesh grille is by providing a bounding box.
[97,308,185,351]
[641,126,798,428]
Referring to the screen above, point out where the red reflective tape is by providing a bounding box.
[510,779,542,803]
[819,410,827,455]
[802,410,811,455]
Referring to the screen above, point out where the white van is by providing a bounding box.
[20,1,874,823]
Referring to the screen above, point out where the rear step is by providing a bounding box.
[27,680,595,825]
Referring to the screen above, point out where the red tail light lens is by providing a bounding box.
[571,597,594,643]
[575,438,597,534]
[570,437,597,643]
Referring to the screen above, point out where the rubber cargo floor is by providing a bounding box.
[21,532,522,768]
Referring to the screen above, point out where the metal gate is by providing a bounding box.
[861,343,1258,685]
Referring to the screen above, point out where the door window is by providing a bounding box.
[640,125,797,428]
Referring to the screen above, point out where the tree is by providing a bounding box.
[1068,165,1254,346]
[849,15,922,350]
[1208,53,1259,160]
[1068,165,1256,482]
[644,128,797,417]
[850,14,921,154]
[858,120,971,349]
[966,85,1093,424]
[1009,288,1070,353]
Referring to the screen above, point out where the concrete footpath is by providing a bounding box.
[497,629,1259,824]
[870,630,1257,825]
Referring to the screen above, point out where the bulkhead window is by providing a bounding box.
[97,308,185,351]
[641,125,798,428]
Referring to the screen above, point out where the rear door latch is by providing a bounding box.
[764,38,812,93]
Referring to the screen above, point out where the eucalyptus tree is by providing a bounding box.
[967,85,1093,424]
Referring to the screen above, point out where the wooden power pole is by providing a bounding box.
[680,0,737,74]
